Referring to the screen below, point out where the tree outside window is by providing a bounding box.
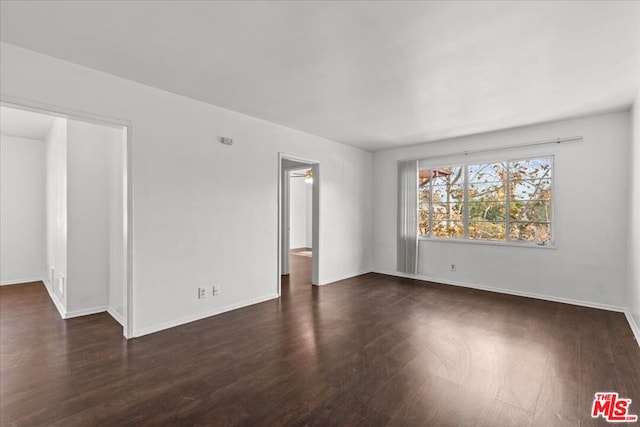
[418,156,552,244]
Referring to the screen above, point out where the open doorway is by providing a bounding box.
[278,154,319,295]
[287,167,313,287]
[0,101,132,338]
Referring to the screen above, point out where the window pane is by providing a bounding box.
[432,201,464,217]
[510,201,551,221]
[469,201,506,221]
[469,182,506,201]
[418,215,430,236]
[432,199,463,239]
[431,166,464,186]
[468,162,507,183]
[418,185,430,236]
[418,169,431,189]
[432,221,464,239]
[468,221,506,240]
[509,222,550,243]
[510,157,553,180]
[510,179,552,201]
[432,184,464,203]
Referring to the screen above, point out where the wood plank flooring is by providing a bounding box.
[1,254,639,426]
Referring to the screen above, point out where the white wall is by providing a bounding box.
[373,111,631,308]
[0,134,46,284]
[43,116,125,321]
[0,42,373,336]
[44,117,67,307]
[629,92,640,330]
[66,119,113,314]
[305,180,313,248]
[289,173,311,249]
[108,127,127,323]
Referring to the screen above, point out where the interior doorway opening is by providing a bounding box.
[0,100,132,338]
[287,167,313,288]
[278,154,319,295]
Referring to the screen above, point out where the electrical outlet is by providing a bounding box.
[450,264,457,272]
[212,285,220,296]
[198,288,206,299]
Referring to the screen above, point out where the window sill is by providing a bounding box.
[418,236,557,249]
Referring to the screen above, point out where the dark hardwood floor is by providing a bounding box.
[1,254,639,426]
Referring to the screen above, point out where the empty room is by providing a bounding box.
[0,1,639,426]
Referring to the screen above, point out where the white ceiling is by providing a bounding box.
[1,1,638,152]
[0,106,56,140]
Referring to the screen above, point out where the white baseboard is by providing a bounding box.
[41,280,108,320]
[133,293,279,338]
[43,279,67,319]
[65,305,107,319]
[624,311,640,349]
[318,269,372,286]
[373,269,627,313]
[0,276,46,286]
[107,307,125,326]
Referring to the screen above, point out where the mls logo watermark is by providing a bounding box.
[592,392,638,423]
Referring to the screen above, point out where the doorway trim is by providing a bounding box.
[1,95,134,339]
[278,153,320,294]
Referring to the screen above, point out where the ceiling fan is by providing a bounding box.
[290,169,313,184]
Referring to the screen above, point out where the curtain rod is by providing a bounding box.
[419,136,583,161]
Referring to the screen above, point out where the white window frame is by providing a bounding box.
[419,155,555,248]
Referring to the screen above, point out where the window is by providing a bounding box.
[418,156,553,244]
